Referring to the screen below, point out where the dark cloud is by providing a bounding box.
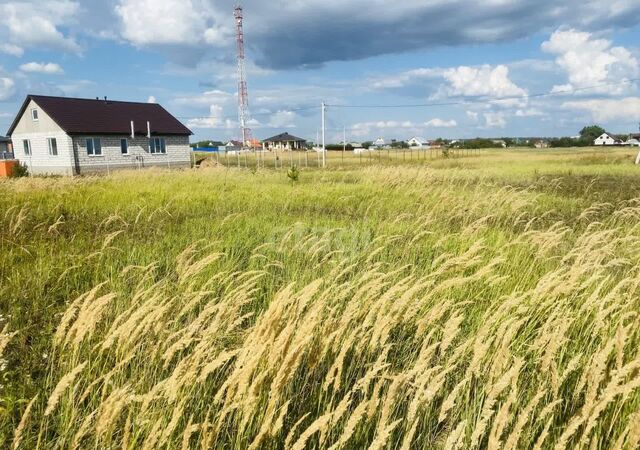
[239,0,640,69]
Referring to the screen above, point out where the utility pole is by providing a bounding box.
[235,4,252,149]
[321,102,326,168]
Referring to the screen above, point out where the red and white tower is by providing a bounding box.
[234,4,251,147]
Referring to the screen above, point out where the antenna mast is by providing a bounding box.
[234,3,251,148]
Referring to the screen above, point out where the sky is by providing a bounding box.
[0,0,639,143]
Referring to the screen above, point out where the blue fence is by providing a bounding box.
[192,147,220,153]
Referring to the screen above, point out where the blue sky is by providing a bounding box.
[0,0,639,143]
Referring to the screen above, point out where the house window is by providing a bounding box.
[23,139,31,156]
[31,109,39,121]
[149,137,166,154]
[47,138,58,156]
[120,138,129,155]
[86,138,102,156]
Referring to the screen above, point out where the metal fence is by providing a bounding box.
[194,147,482,170]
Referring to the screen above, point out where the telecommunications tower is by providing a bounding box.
[234,4,251,147]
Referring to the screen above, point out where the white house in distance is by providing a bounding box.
[373,138,386,148]
[407,137,429,148]
[624,133,640,147]
[594,133,623,146]
[7,95,193,175]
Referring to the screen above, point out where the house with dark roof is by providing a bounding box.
[262,132,307,151]
[594,133,623,146]
[7,95,193,175]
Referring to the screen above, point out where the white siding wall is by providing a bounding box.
[12,131,74,175]
[10,100,74,175]
[71,135,191,174]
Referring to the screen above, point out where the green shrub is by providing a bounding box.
[287,165,299,183]
[9,163,29,178]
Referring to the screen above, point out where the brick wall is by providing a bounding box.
[71,135,191,174]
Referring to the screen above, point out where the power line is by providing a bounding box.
[326,78,640,109]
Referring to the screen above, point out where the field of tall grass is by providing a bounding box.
[2,148,640,449]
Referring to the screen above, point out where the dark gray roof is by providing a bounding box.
[263,132,306,143]
[7,95,192,136]
[0,136,10,143]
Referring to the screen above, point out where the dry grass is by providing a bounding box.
[2,149,640,448]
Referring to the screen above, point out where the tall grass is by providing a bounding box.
[2,149,640,448]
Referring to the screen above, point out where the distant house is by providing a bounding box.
[374,138,386,148]
[407,137,429,148]
[263,132,307,151]
[594,133,623,146]
[7,95,192,175]
[223,140,243,152]
[624,138,640,147]
[534,140,550,149]
[428,140,443,149]
[624,133,640,147]
[492,139,507,148]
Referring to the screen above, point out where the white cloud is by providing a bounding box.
[466,111,479,122]
[20,62,64,74]
[0,78,16,102]
[349,118,458,138]
[115,0,230,48]
[425,118,457,128]
[116,0,201,46]
[187,104,236,129]
[436,65,528,100]
[515,108,545,117]
[0,1,81,54]
[173,90,234,108]
[369,68,439,90]
[0,43,23,56]
[542,29,639,95]
[484,112,507,128]
[147,96,157,103]
[268,111,297,128]
[563,97,640,122]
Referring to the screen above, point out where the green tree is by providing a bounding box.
[579,125,606,145]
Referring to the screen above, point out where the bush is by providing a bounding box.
[9,162,29,178]
[287,165,299,183]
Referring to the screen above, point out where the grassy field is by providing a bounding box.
[2,147,640,449]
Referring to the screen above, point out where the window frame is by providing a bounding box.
[23,139,31,156]
[149,137,167,154]
[31,109,39,121]
[120,138,129,156]
[86,137,103,157]
[47,138,58,156]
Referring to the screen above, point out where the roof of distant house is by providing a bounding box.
[263,132,306,143]
[7,95,192,136]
